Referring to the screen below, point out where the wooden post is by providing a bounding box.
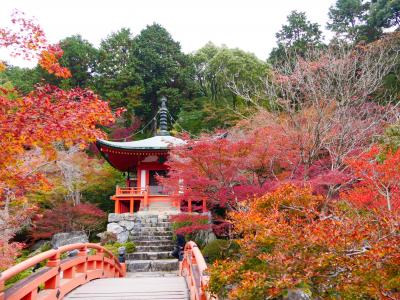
[202,198,207,213]
[144,187,149,210]
[115,199,120,214]
[45,253,60,289]
[129,199,133,214]
[76,246,88,275]
[188,199,192,213]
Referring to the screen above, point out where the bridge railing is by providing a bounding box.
[0,242,126,300]
[180,241,216,300]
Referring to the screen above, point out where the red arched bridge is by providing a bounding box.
[0,241,213,300]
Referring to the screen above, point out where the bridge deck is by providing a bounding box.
[65,272,188,300]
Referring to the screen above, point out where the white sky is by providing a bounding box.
[0,0,335,67]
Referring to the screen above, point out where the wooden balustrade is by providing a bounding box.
[115,186,146,196]
[113,185,208,214]
[0,243,126,300]
[180,241,216,300]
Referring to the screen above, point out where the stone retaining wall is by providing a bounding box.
[106,212,175,242]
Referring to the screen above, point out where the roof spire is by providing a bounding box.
[157,96,170,136]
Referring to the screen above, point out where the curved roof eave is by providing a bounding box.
[96,135,186,151]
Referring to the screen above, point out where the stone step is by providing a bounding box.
[126,259,179,272]
[109,213,171,222]
[127,251,173,260]
[126,271,179,278]
[131,235,173,241]
[134,240,175,246]
[136,245,175,252]
[131,222,172,228]
[133,224,172,232]
[133,231,173,237]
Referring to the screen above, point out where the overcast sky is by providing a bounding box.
[1,0,335,67]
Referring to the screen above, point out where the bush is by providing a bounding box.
[104,241,136,257]
[170,213,210,236]
[170,213,211,247]
[202,239,239,264]
[32,202,106,241]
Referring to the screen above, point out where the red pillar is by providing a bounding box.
[115,199,120,214]
[188,199,192,213]
[202,198,207,212]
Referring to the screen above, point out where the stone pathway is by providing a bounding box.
[65,272,188,300]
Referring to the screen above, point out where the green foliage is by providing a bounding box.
[5,267,36,288]
[179,44,270,134]
[269,11,323,65]
[132,23,194,131]
[201,239,239,263]
[175,97,240,135]
[94,28,143,125]
[327,0,384,43]
[327,0,371,42]
[0,66,40,94]
[5,242,51,288]
[192,43,270,105]
[58,35,98,88]
[82,163,125,212]
[369,0,400,30]
[380,123,400,150]
[103,241,136,257]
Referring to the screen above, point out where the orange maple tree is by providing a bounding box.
[208,185,400,299]
[0,11,114,268]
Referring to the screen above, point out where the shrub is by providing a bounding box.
[170,213,211,247]
[170,213,210,236]
[32,202,106,241]
[104,241,136,257]
[202,239,239,264]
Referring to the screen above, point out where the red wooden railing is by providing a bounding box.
[115,185,147,196]
[113,185,208,214]
[0,243,125,300]
[180,241,216,300]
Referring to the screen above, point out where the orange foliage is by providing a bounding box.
[0,11,114,268]
[38,44,71,78]
[0,10,71,77]
[208,185,400,299]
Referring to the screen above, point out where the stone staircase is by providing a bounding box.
[107,212,179,272]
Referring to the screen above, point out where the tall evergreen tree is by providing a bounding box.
[369,0,400,30]
[269,11,323,65]
[327,0,380,42]
[58,35,98,88]
[94,28,142,125]
[132,23,194,132]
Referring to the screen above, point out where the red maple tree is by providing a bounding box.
[0,11,115,268]
[344,145,400,211]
